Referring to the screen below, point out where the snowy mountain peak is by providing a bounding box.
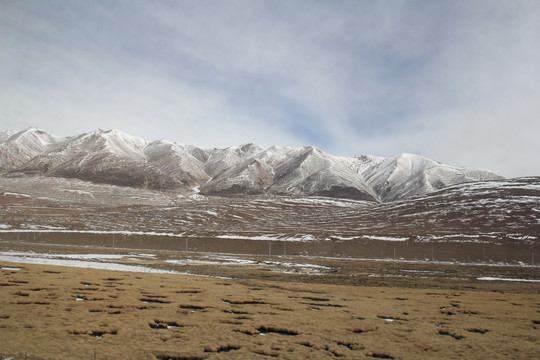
[1,128,505,201]
[9,127,61,143]
[239,143,263,155]
[360,152,504,202]
[0,127,67,169]
[16,126,41,135]
[70,129,147,157]
[95,128,146,146]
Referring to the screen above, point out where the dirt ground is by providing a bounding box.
[1,243,539,359]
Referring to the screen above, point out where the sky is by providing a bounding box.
[0,0,539,177]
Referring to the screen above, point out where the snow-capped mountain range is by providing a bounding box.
[0,127,504,202]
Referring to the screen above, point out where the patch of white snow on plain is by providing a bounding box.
[205,256,258,265]
[23,225,67,230]
[166,255,329,273]
[3,192,31,198]
[135,253,157,258]
[363,235,408,242]
[165,260,187,266]
[188,259,239,266]
[0,251,181,274]
[0,229,185,237]
[216,234,282,241]
[1,266,22,271]
[215,234,321,242]
[400,269,443,274]
[260,260,330,270]
[477,277,540,283]
[0,255,179,274]
[40,253,130,261]
[0,252,149,262]
[507,234,536,240]
[330,236,357,241]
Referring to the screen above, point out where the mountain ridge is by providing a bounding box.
[0,127,504,202]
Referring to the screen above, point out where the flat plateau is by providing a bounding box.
[1,243,539,360]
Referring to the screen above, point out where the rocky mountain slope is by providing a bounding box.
[0,127,504,202]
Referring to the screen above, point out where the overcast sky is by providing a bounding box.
[1,0,539,177]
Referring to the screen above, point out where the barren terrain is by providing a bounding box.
[1,176,538,266]
[0,176,539,359]
[1,242,539,360]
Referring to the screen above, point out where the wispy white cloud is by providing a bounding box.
[0,0,539,176]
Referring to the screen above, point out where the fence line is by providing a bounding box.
[0,231,537,265]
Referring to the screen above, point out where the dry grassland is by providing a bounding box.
[1,261,539,360]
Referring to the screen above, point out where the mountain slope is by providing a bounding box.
[200,158,274,195]
[143,140,210,189]
[348,176,540,236]
[1,175,537,249]
[203,143,264,178]
[199,146,379,200]
[16,129,206,191]
[0,127,69,170]
[0,130,15,143]
[361,153,503,202]
[266,146,378,201]
[22,129,151,188]
[0,127,505,201]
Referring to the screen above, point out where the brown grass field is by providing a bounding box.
[1,243,539,359]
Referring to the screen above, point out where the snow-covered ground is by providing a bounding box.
[362,235,408,242]
[0,251,181,274]
[477,277,540,283]
[0,228,186,237]
[0,251,330,276]
[166,255,329,274]
[1,249,538,284]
